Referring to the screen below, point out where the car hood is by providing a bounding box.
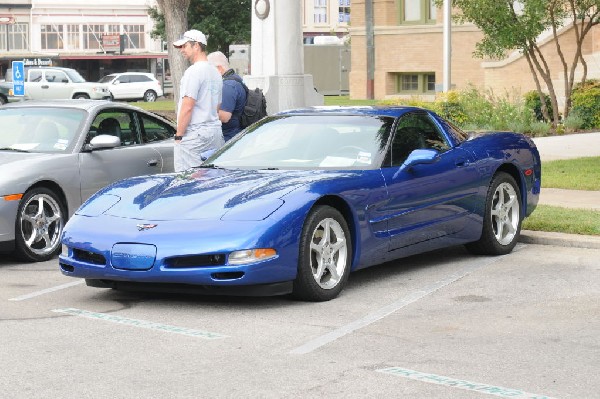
[0,151,55,165]
[82,168,346,221]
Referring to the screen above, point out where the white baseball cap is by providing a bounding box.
[173,30,207,47]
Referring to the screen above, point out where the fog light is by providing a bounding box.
[228,248,277,265]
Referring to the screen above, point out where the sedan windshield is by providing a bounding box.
[208,114,394,170]
[0,107,86,153]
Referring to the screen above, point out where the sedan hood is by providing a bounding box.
[84,168,339,221]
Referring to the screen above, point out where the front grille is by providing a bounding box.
[164,254,226,268]
[73,248,106,265]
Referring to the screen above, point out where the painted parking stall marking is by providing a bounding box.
[289,249,522,355]
[8,280,85,301]
[377,367,557,399]
[52,308,227,339]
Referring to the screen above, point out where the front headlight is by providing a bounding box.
[228,248,277,265]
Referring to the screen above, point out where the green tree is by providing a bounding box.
[155,0,191,101]
[438,0,600,127]
[150,0,251,55]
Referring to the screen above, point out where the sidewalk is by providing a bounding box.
[521,132,600,249]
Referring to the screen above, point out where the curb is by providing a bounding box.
[519,230,600,249]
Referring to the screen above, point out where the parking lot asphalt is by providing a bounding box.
[522,132,600,249]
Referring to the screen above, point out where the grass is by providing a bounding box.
[523,205,600,236]
[134,97,600,236]
[541,156,600,190]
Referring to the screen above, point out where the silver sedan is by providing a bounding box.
[0,100,175,262]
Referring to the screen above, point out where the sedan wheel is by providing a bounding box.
[15,188,65,262]
[143,90,157,102]
[292,205,352,301]
[466,172,521,255]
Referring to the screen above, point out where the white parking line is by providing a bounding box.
[377,367,557,399]
[290,252,513,355]
[52,308,228,339]
[8,280,85,301]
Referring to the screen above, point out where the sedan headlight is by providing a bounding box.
[228,248,277,265]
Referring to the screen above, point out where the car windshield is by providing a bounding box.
[64,69,86,83]
[207,114,394,170]
[98,75,116,83]
[0,107,86,153]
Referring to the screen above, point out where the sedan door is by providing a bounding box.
[78,110,167,201]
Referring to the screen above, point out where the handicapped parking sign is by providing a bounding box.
[12,61,25,96]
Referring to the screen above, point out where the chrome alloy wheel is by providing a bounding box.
[491,181,520,246]
[19,193,63,256]
[309,217,348,290]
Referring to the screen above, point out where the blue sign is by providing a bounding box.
[12,61,25,97]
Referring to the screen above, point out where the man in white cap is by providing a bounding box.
[172,29,224,172]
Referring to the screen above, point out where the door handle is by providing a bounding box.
[147,159,159,167]
[42,85,49,89]
[455,158,470,167]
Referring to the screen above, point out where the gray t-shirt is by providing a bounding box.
[177,61,222,128]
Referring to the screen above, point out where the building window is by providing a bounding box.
[400,0,437,24]
[41,24,63,50]
[122,25,145,50]
[1,23,28,51]
[314,0,328,24]
[338,0,351,23]
[83,25,104,50]
[65,24,80,50]
[397,73,436,93]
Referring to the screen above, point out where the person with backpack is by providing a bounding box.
[207,51,247,142]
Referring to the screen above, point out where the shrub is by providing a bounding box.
[524,90,553,122]
[571,86,600,129]
[562,110,585,132]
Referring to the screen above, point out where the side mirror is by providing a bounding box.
[113,80,121,85]
[85,134,121,151]
[402,149,439,169]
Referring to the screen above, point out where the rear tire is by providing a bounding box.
[0,95,7,105]
[73,94,90,99]
[143,90,157,102]
[466,172,522,255]
[292,205,352,302]
[14,187,65,262]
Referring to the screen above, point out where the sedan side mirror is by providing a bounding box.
[84,134,121,151]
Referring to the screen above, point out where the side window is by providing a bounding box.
[29,70,43,82]
[387,112,450,167]
[138,113,175,142]
[89,111,139,146]
[46,71,67,83]
[118,75,131,84]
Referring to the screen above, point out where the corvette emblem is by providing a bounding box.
[136,223,158,231]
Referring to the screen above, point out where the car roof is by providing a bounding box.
[276,105,429,118]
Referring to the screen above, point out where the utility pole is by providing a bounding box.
[443,0,451,92]
[366,0,374,99]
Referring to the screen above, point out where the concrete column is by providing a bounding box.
[245,0,323,114]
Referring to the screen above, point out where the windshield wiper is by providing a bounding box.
[198,163,223,169]
[0,147,30,153]
[260,167,279,170]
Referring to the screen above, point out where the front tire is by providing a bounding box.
[73,94,90,99]
[292,205,352,302]
[466,172,522,255]
[14,188,65,262]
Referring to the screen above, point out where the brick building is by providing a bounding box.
[349,0,600,105]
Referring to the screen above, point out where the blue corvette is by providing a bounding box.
[59,106,541,301]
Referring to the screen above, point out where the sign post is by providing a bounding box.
[12,61,25,97]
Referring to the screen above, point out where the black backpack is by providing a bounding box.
[224,75,268,128]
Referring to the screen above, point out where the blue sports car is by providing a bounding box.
[59,106,541,301]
